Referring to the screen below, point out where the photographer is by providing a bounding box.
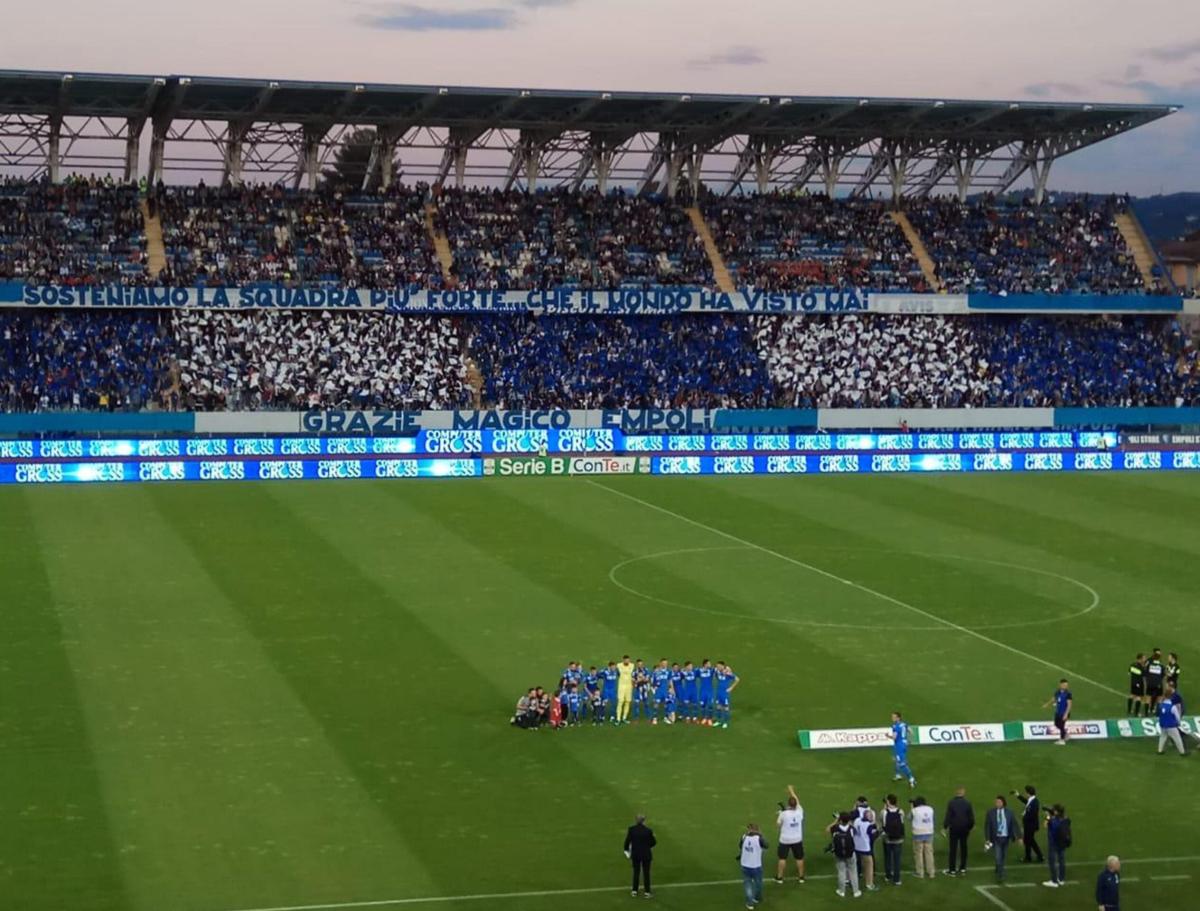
[511,688,538,728]
[910,796,936,878]
[879,794,905,885]
[827,813,861,898]
[774,784,806,884]
[737,822,768,909]
[850,800,878,891]
[1043,803,1071,888]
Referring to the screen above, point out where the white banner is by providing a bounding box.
[800,726,894,750]
[1022,719,1107,741]
[817,408,1056,429]
[915,722,1005,745]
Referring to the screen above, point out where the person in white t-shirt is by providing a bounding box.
[774,784,806,884]
[738,822,768,910]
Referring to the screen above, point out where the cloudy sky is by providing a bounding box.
[6,0,1198,194]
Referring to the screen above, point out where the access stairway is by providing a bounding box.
[890,210,943,293]
[1114,209,1168,293]
[140,198,167,279]
[424,203,456,286]
[685,207,736,294]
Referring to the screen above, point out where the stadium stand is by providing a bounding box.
[469,314,771,408]
[0,310,172,411]
[906,195,1148,295]
[156,184,444,289]
[434,188,713,288]
[170,310,470,410]
[703,194,929,292]
[2,310,1196,412]
[0,177,147,284]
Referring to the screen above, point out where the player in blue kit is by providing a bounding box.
[696,658,716,726]
[651,659,673,725]
[714,661,739,728]
[680,661,699,723]
[888,711,916,787]
[566,684,583,725]
[669,662,683,723]
[601,661,620,723]
[564,661,584,687]
[632,660,653,722]
[583,665,600,721]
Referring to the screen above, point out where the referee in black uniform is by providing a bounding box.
[1145,648,1166,714]
[1127,653,1146,716]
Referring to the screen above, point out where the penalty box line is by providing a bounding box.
[222,857,1200,911]
[587,480,1123,698]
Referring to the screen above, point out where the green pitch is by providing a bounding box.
[1,473,1198,911]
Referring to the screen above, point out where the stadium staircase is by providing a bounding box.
[1115,209,1172,293]
[424,203,456,286]
[890,211,943,293]
[685,207,737,293]
[139,199,168,279]
[465,358,484,407]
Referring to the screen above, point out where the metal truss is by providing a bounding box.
[0,84,1168,202]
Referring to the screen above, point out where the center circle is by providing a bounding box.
[607,546,1100,632]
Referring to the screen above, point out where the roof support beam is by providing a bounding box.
[294,122,329,190]
[636,133,674,195]
[725,135,782,195]
[849,140,896,199]
[435,126,486,187]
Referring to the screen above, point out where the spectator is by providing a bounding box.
[943,786,975,877]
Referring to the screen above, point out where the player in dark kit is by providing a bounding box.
[1042,679,1072,745]
[1145,648,1166,713]
[1128,653,1147,716]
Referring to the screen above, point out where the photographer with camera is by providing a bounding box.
[737,822,768,910]
[827,812,862,898]
[879,794,905,885]
[851,799,878,891]
[774,784,806,885]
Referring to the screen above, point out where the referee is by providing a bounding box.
[1127,653,1146,716]
[1146,648,1166,713]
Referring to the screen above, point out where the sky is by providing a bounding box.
[5,0,1199,194]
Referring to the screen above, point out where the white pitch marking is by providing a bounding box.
[974,886,1017,911]
[218,857,1200,911]
[588,480,1124,697]
[1151,874,1193,881]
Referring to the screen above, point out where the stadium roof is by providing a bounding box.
[0,69,1179,199]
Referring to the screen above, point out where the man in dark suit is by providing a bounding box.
[624,814,657,898]
[942,787,975,876]
[983,795,1020,882]
[1012,784,1044,862]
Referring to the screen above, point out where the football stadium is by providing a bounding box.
[0,63,1198,911]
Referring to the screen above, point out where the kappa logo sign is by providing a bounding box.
[802,727,894,750]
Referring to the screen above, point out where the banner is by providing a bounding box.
[481,456,649,477]
[1020,719,1108,741]
[3,283,956,314]
[1122,433,1200,446]
[799,717,1197,749]
[913,722,1005,745]
[2,282,1184,314]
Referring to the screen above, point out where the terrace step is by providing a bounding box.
[465,356,484,408]
[1115,209,1168,293]
[685,207,736,294]
[140,198,168,279]
[424,203,456,286]
[890,210,943,293]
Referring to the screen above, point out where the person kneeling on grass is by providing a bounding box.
[511,688,539,728]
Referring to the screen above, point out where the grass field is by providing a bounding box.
[2,472,1199,911]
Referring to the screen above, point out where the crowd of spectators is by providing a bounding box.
[469,314,770,408]
[0,177,147,284]
[435,188,713,289]
[704,194,928,292]
[156,183,444,289]
[0,310,173,411]
[170,310,471,410]
[1,309,1196,413]
[906,195,1149,295]
[754,314,993,408]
